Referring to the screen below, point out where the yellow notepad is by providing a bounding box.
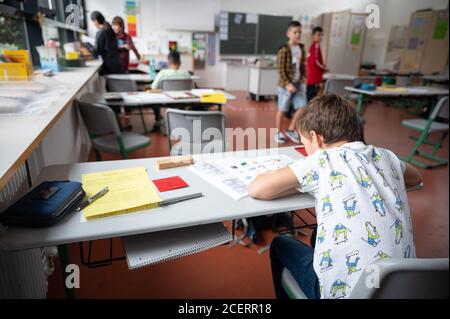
[200,93,227,104]
[81,167,161,220]
[376,86,407,93]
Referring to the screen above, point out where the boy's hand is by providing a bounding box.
[286,83,297,93]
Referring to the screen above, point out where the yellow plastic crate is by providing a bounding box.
[0,62,30,80]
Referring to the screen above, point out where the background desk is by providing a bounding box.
[84,91,236,111]
[104,74,200,83]
[248,66,278,101]
[0,147,314,251]
[344,86,449,114]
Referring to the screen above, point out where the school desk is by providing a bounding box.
[344,86,449,114]
[104,73,200,83]
[83,90,236,111]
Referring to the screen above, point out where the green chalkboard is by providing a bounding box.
[219,12,257,55]
[256,15,293,54]
[219,12,293,55]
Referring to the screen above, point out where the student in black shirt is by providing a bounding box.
[90,11,123,75]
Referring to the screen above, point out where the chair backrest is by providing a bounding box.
[324,79,354,95]
[165,109,226,155]
[106,78,138,92]
[76,97,121,137]
[430,96,449,120]
[351,258,449,299]
[354,76,375,86]
[161,78,193,91]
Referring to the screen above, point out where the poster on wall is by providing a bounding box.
[124,0,139,37]
[433,11,449,40]
[192,32,207,70]
[350,15,364,46]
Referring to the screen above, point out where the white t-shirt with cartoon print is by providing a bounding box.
[289,142,416,299]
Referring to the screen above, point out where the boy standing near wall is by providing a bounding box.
[275,21,307,144]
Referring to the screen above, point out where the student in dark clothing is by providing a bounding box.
[111,16,141,74]
[90,11,123,75]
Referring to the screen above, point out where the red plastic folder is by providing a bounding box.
[152,176,188,192]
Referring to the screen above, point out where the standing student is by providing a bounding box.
[306,27,327,101]
[275,21,307,144]
[248,94,421,299]
[111,16,141,74]
[90,11,123,75]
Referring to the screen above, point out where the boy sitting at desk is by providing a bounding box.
[248,94,422,299]
[151,51,192,90]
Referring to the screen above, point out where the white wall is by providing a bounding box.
[84,0,449,88]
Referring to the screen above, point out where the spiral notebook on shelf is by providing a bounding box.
[121,223,232,270]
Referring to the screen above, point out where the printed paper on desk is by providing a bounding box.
[81,167,161,220]
[121,92,166,103]
[189,155,295,200]
[191,89,216,97]
[152,176,188,192]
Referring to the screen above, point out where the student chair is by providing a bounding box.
[400,96,449,169]
[77,99,150,160]
[165,108,225,155]
[106,78,152,133]
[160,78,193,91]
[282,258,449,299]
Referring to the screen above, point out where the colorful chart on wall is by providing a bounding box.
[124,0,138,37]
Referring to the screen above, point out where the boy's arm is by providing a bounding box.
[248,166,300,200]
[403,162,422,188]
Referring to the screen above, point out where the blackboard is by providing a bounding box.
[219,12,292,55]
[257,15,293,54]
[219,12,257,55]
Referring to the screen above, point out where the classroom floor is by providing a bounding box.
[47,92,449,298]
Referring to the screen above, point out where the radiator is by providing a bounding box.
[0,163,50,299]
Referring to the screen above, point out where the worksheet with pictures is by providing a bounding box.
[189,155,295,200]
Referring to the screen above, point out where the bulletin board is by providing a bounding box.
[399,10,433,73]
[385,25,408,64]
[420,9,449,74]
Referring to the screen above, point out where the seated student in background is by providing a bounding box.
[275,21,308,144]
[90,11,123,75]
[151,51,191,90]
[249,94,421,299]
[111,16,141,74]
[306,27,327,102]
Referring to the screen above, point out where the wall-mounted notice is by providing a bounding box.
[219,12,229,41]
[192,32,207,69]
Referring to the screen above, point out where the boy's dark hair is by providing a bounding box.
[312,26,323,35]
[90,11,105,24]
[297,94,363,144]
[287,20,302,30]
[112,16,125,30]
[168,51,181,66]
